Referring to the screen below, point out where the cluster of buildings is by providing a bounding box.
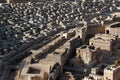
[0,0,119,80]
[81,22,120,80]
[16,28,81,80]
[0,0,119,59]
[14,22,120,80]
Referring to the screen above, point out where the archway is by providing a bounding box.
[106,30,109,34]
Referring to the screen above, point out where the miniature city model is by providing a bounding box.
[0,0,120,80]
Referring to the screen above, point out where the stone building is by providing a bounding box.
[76,45,100,67]
[89,34,117,56]
[105,22,120,38]
[75,26,87,43]
[83,61,120,80]
[20,64,48,80]
[84,63,108,80]
[104,61,120,80]
[19,61,61,80]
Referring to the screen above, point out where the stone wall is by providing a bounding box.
[87,25,105,36]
